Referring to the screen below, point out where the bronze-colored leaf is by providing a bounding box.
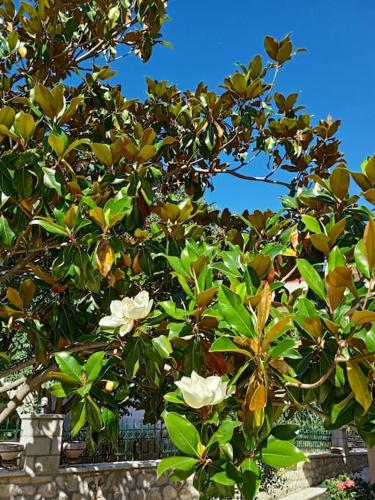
[364,220,375,269]
[330,166,349,199]
[257,283,272,332]
[352,310,375,325]
[197,287,218,307]
[19,279,36,308]
[310,233,330,254]
[6,287,23,310]
[328,219,346,245]
[249,254,272,279]
[96,242,115,277]
[303,317,322,338]
[249,382,267,411]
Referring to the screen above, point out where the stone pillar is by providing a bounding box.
[19,414,63,475]
[368,447,375,484]
[331,428,348,456]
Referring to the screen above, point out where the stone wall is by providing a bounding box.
[0,461,198,500]
[260,451,368,499]
[0,451,368,500]
[0,415,368,499]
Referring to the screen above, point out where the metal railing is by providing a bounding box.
[0,416,362,465]
[0,417,21,441]
[61,422,176,464]
[346,428,366,451]
[61,424,338,465]
[295,431,332,452]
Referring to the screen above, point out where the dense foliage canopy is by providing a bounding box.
[0,1,374,498]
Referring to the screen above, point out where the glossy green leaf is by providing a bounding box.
[163,411,201,457]
[85,351,105,383]
[71,403,86,437]
[208,419,237,448]
[42,167,62,195]
[55,352,82,383]
[218,286,254,337]
[152,335,172,359]
[261,437,307,468]
[354,240,371,279]
[0,215,15,248]
[157,456,199,478]
[301,214,321,234]
[30,218,69,236]
[86,395,103,431]
[210,337,251,357]
[271,424,299,441]
[240,459,260,500]
[296,259,326,301]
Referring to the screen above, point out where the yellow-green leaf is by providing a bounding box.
[14,112,35,139]
[34,84,64,118]
[63,205,78,229]
[0,106,15,128]
[257,283,272,332]
[60,96,84,125]
[89,207,106,227]
[96,242,115,277]
[18,44,27,58]
[137,144,156,163]
[262,316,292,350]
[91,143,112,167]
[347,362,372,413]
[363,189,375,205]
[48,135,66,157]
[249,383,267,411]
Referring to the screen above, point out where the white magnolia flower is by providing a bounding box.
[99,291,153,336]
[175,371,229,409]
[284,278,308,295]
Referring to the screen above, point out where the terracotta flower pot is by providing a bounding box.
[63,441,86,464]
[0,442,24,466]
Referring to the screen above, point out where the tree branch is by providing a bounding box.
[0,357,36,379]
[0,377,27,394]
[0,253,35,284]
[224,169,291,188]
[0,367,54,425]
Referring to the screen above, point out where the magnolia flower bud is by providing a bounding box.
[175,371,229,409]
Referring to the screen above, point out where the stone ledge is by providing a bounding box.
[307,451,367,459]
[282,486,327,500]
[59,459,160,474]
[0,460,160,479]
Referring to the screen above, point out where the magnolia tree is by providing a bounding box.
[0,1,374,498]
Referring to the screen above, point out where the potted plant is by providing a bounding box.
[62,441,86,464]
[0,442,24,467]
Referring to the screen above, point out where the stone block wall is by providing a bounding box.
[0,415,368,499]
[19,415,63,475]
[260,451,368,499]
[0,452,368,499]
[0,461,198,500]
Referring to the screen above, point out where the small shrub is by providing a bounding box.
[323,474,375,500]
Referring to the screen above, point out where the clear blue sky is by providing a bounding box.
[113,0,375,213]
